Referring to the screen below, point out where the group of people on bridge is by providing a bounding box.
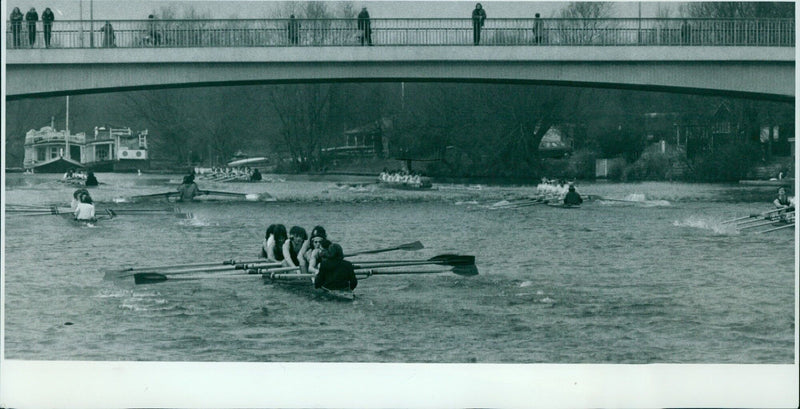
[9,6,54,48]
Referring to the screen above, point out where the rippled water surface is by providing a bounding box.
[2,173,795,363]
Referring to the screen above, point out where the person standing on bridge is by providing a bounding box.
[25,7,38,47]
[680,19,691,45]
[147,15,162,46]
[471,3,486,45]
[42,8,55,48]
[10,7,23,48]
[532,13,543,45]
[358,7,372,46]
[288,14,300,45]
[100,21,116,47]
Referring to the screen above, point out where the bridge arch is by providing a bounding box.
[5,46,794,102]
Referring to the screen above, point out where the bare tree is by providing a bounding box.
[555,2,618,45]
[683,2,794,18]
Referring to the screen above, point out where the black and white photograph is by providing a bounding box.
[2,1,798,407]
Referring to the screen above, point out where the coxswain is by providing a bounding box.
[314,242,358,292]
[773,186,794,211]
[85,171,99,187]
[74,192,96,221]
[176,174,201,202]
[563,184,583,206]
[250,168,262,181]
[261,224,288,262]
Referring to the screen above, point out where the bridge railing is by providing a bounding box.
[6,17,795,49]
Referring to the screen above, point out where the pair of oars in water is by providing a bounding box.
[722,207,795,233]
[109,241,477,285]
[6,205,190,219]
[128,190,273,202]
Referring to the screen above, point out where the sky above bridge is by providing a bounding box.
[5,0,681,20]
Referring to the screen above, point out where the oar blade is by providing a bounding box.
[427,254,475,266]
[452,264,479,276]
[133,272,168,285]
[344,241,425,257]
[399,240,424,251]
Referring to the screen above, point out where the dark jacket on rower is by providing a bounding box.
[315,258,357,291]
[563,187,583,206]
[85,172,99,187]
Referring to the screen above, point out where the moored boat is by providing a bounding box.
[738,179,795,186]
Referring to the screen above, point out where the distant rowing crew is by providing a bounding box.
[536,178,583,205]
[195,166,263,182]
[63,168,99,187]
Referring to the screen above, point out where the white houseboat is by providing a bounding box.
[23,124,149,173]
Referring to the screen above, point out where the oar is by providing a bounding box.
[5,209,62,214]
[724,208,786,224]
[351,254,475,270]
[105,258,279,277]
[201,190,273,201]
[107,208,176,214]
[133,271,267,285]
[130,192,179,200]
[14,210,67,216]
[343,241,424,257]
[756,223,795,234]
[492,198,547,209]
[738,220,780,230]
[134,265,298,284]
[133,262,281,277]
[269,264,479,280]
[507,200,551,209]
[361,264,479,277]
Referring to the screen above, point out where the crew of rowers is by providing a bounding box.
[63,168,99,187]
[379,169,424,185]
[535,177,583,205]
[195,166,262,182]
[260,224,357,292]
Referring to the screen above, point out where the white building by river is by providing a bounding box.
[23,123,149,173]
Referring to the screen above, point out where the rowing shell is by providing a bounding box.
[267,275,355,301]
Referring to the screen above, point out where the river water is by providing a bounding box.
[2,172,796,365]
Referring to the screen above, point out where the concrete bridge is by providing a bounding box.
[5,46,794,102]
[5,18,794,101]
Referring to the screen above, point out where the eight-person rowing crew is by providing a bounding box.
[63,168,99,187]
[195,166,262,182]
[261,224,357,291]
[535,178,583,206]
[379,169,424,185]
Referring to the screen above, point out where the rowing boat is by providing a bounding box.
[128,250,478,304]
[377,177,433,190]
[730,208,795,234]
[267,275,356,301]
